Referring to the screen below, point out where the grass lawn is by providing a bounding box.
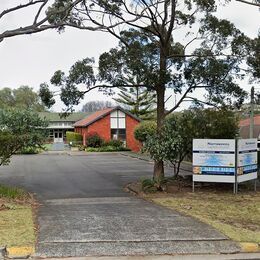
[150,191,260,243]
[0,185,36,247]
[42,143,52,151]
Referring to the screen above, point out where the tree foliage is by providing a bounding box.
[144,108,239,176]
[134,121,157,143]
[39,83,56,109]
[1,0,259,45]
[0,86,46,111]
[0,1,106,43]
[0,109,48,166]
[38,0,252,180]
[114,87,156,119]
[247,34,260,81]
[81,100,113,112]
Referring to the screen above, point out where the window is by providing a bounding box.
[111,129,126,141]
[110,110,125,129]
[49,130,54,138]
[110,110,126,142]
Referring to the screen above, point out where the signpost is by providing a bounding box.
[192,139,258,194]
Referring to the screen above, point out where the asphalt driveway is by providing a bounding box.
[0,153,239,257]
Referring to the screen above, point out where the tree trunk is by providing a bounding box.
[154,160,164,180]
[153,83,165,181]
[153,38,168,181]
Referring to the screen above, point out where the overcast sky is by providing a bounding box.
[0,1,259,112]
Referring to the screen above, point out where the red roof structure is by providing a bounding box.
[239,115,260,139]
[73,106,142,151]
[74,106,141,127]
[74,107,114,127]
[239,115,260,127]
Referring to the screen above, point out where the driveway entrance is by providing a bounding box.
[0,154,239,257]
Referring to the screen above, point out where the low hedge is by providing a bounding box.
[66,131,83,146]
[85,146,130,152]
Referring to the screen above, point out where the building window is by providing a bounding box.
[110,110,125,129]
[111,129,126,141]
[49,130,54,138]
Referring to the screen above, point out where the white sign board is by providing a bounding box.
[193,139,236,183]
[237,139,258,183]
[192,139,258,188]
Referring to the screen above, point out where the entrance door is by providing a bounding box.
[54,130,63,143]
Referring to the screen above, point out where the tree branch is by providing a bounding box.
[184,96,220,108]
[0,0,45,19]
[165,85,194,115]
[235,0,260,7]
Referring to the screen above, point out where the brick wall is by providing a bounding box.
[75,115,111,145]
[75,113,141,151]
[88,114,111,141]
[126,115,141,152]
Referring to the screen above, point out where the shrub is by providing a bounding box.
[134,121,157,142]
[104,139,124,148]
[86,132,104,147]
[20,146,39,154]
[78,145,87,151]
[85,146,131,152]
[0,184,28,199]
[66,131,83,146]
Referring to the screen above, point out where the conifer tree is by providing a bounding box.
[114,87,156,119]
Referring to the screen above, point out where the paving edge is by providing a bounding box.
[240,242,260,252]
[6,246,34,259]
[125,184,139,195]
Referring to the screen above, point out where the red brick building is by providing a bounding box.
[74,107,142,152]
[240,115,260,139]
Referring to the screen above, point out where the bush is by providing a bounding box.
[104,139,124,148]
[78,145,87,151]
[85,146,131,152]
[20,146,39,154]
[66,131,82,146]
[86,132,104,147]
[0,184,28,199]
[134,121,157,142]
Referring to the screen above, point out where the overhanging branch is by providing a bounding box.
[235,0,260,7]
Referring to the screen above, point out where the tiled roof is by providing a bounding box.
[239,115,260,138]
[74,107,114,127]
[74,106,142,127]
[39,112,92,122]
[239,115,260,127]
[240,125,260,139]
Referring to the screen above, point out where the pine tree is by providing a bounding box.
[114,87,156,120]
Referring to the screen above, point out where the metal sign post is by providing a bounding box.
[234,138,238,195]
